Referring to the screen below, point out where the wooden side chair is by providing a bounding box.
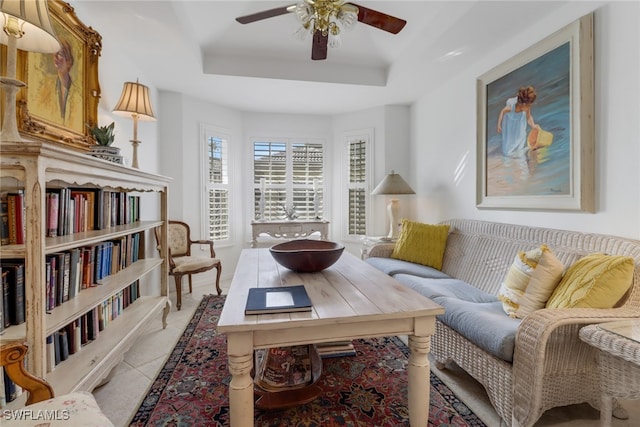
[155,220,222,310]
[0,342,114,426]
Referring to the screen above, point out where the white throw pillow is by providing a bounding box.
[498,245,564,318]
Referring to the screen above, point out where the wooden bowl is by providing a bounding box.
[269,240,345,272]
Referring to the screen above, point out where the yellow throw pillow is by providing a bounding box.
[515,247,564,318]
[391,220,450,270]
[546,253,634,309]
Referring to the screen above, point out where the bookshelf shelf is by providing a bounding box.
[0,140,171,399]
[45,258,163,334]
[45,220,163,254]
[45,295,168,394]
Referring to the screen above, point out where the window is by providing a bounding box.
[253,139,324,220]
[346,130,373,237]
[203,126,229,241]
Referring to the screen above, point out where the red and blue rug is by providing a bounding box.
[130,295,485,426]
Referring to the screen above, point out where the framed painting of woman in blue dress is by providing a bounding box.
[13,0,101,151]
[476,13,594,212]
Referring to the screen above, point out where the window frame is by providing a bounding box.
[343,128,374,241]
[251,137,326,222]
[200,124,232,245]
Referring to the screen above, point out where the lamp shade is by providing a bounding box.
[371,170,415,195]
[0,0,60,53]
[112,80,156,121]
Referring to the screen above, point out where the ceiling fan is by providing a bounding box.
[236,1,407,61]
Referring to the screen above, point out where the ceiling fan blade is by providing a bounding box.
[349,3,407,34]
[236,5,295,24]
[311,31,328,61]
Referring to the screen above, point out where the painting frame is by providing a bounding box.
[2,0,102,151]
[476,13,594,212]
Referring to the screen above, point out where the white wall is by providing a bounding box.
[410,1,640,240]
[86,1,640,289]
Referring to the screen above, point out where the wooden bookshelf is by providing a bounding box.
[0,140,171,396]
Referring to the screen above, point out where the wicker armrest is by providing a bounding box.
[367,243,396,258]
[512,306,638,426]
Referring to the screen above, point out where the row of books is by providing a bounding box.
[0,188,142,247]
[46,281,140,373]
[0,191,25,246]
[46,188,141,238]
[0,261,25,331]
[315,341,356,358]
[45,233,141,311]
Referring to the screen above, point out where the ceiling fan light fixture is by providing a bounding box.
[328,32,341,49]
[293,3,314,24]
[336,8,358,30]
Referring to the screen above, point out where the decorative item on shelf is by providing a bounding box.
[0,0,60,142]
[371,170,415,240]
[112,79,155,169]
[281,203,298,220]
[87,122,122,164]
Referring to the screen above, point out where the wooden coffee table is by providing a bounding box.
[218,248,444,426]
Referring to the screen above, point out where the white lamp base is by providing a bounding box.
[386,198,400,239]
[131,140,140,168]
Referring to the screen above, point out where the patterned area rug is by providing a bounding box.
[130,295,485,426]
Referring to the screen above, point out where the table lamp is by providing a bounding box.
[1,0,60,142]
[371,170,415,240]
[112,79,155,168]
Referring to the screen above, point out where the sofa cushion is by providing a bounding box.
[515,247,564,318]
[497,245,564,318]
[366,257,451,279]
[391,220,450,270]
[394,274,497,303]
[546,253,634,309]
[434,296,521,362]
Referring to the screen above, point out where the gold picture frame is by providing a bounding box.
[3,0,102,151]
[476,13,594,212]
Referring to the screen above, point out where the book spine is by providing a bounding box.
[46,335,56,372]
[62,252,71,303]
[1,269,8,329]
[46,192,59,238]
[0,192,9,245]
[7,195,17,245]
[11,193,25,245]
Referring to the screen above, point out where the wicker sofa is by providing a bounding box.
[366,219,640,427]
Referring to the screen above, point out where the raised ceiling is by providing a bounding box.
[70,1,567,115]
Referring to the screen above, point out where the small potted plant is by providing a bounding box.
[87,122,123,164]
[88,122,115,146]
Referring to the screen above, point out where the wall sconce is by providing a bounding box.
[371,170,415,240]
[113,79,155,168]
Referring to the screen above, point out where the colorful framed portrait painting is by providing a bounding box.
[476,13,594,212]
[15,0,102,151]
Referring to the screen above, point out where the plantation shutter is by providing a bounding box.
[206,134,229,241]
[253,140,324,221]
[348,139,367,236]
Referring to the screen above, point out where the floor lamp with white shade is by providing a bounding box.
[1,0,60,142]
[371,170,415,240]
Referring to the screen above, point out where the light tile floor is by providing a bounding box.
[93,279,639,427]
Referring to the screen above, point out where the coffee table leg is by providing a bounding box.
[227,333,254,426]
[408,335,431,427]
